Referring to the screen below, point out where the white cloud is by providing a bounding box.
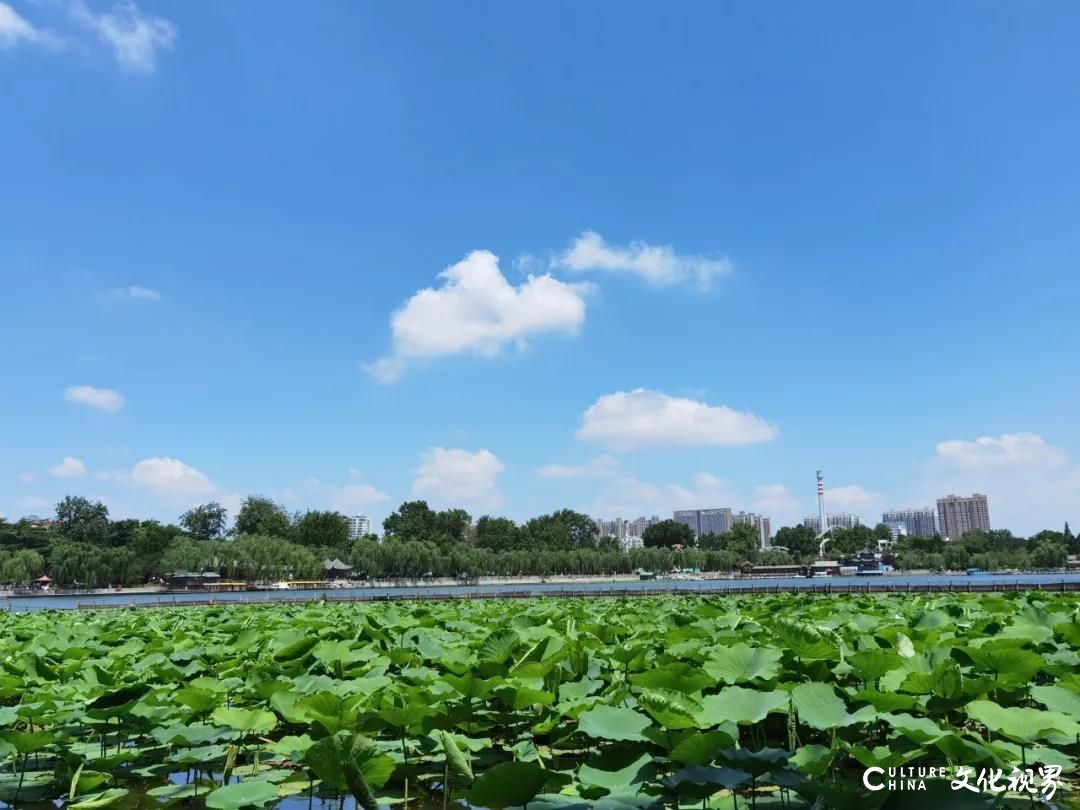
[50,456,87,478]
[917,432,1080,535]
[826,484,883,508]
[553,230,733,291]
[16,472,38,483]
[300,476,391,514]
[536,454,620,480]
[64,385,125,412]
[131,457,214,495]
[577,388,777,451]
[70,0,176,74]
[412,447,505,510]
[0,2,57,48]
[592,472,739,518]
[112,284,161,301]
[936,433,1067,467]
[18,496,51,512]
[752,483,801,514]
[365,250,590,383]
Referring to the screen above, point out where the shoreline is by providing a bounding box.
[3,568,1078,600]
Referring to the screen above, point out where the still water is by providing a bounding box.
[5,573,1080,612]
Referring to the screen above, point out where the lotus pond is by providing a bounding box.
[1,593,1079,810]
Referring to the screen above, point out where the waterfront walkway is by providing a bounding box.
[4,572,1079,611]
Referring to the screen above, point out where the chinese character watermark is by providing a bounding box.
[861,765,1062,800]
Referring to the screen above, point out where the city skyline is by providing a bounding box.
[3,4,1080,535]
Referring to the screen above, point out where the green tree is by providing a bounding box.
[872,523,893,542]
[524,510,597,550]
[720,522,762,562]
[827,525,876,556]
[295,510,349,547]
[383,501,440,543]
[697,532,724,551]
[474,516,521,552]
[1023,540,1067,570]
[0,549,44,584]
[54,496,110,544]
[642,519,694,549]
[179,502,228,540]
[942,544,970,571]
[234,496,292,538]
[772,525,818,558]
[435,508,472,545]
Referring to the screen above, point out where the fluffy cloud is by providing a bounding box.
[300,476,391,514]
[936,433,1068,467]
[131,457,214,495]
[826,484,883,508]
[592,472,740,518]
[112,284,161,301]
[70,0,176,73]
[751,483,801,518]
[50,456,87,478]
[0,2,53,47]
[412,447,505,510]
[577,389,777,451]
[18,496,50,512]
[64,385,125,412]
[918,432,1080,535]
[536,454,620,480]
[365,250,589,383]
[553,230,732,291]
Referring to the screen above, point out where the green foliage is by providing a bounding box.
[179,502,229,540]
[54,496,110,544]
[0,592,1078,806]
[642,519,694,548]
[234,497,293,539]
[772,524,818,558]
[294,510,349,547]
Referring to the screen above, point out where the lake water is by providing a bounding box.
[4,572,1080,611]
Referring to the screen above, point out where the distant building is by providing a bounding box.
[596,516,660,543]
[734,511,772,548]
[620,535,645,551]
[346,514,372,540]
[803,513,862,533]
[936,494,990,541]
[882,507,937,539]
[674,508,733,538]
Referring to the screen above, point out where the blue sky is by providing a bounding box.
[3,2,1080,534]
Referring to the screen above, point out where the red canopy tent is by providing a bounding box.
[34,575,52,583]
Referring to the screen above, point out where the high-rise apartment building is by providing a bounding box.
[802,513,862,533]
[882,507,937,539]
[936,494,990,540]
[674,508,733,537]
[596,516,661,541]
[734,511,772,548]
[346,514,372,540]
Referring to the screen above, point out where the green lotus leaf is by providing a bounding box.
[68,788,129,810]
[577,704,652,742]
[966,700,1080,743]
[703,643,783,685]
[1029,683,1080,715]
[698,686,788,726]
[210,706,278,735]
[204,780,280,809]
[630,662,714,692]
[792,682,852,730]
[467,761,557,809]
[669,729,738,765]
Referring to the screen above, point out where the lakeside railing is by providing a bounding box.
[35,576,1079,610]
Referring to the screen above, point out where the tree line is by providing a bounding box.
[0,495,1075,588]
